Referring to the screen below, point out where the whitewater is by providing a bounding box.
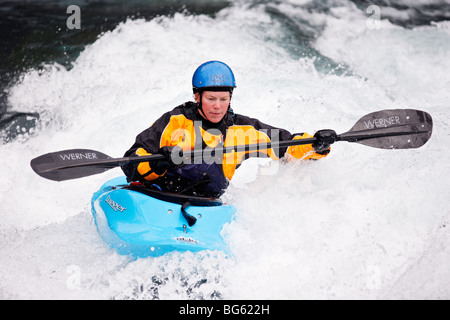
[1,0,450,299]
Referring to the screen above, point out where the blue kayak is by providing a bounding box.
[91,176,235,258]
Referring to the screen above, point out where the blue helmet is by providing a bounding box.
[192,61,237,94]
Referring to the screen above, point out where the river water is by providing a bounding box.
[1,0,450,299]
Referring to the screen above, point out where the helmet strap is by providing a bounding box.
[197,91,205,118]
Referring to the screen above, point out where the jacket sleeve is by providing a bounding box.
[121,112,172,182]
[285,133,330,160]
[231,114,329,161]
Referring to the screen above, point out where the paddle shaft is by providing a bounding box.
[35,138,317,173]
[38,126,427,173]
[31,109,433,181]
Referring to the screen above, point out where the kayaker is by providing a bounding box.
[122,61,336,198]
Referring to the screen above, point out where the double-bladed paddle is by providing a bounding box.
[30,109,433,182]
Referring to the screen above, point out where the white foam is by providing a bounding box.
[1,1,450,299]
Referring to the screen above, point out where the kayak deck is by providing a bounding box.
[91,176,235,258]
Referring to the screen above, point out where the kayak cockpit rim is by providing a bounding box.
[117,184,224,207]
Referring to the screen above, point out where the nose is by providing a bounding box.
[212,100,221,109]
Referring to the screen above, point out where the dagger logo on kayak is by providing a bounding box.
[364,116,401,129]
[105,195,127,213]
[175,236,199,244]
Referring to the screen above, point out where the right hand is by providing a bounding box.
[150,146,183,174]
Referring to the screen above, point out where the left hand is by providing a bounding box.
[312,129,337,154]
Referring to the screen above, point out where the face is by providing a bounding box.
[195,91,231,123]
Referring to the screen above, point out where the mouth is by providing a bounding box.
[206,112,224,123]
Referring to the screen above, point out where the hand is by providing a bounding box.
[150,146,183,174]
[312,129,337,154]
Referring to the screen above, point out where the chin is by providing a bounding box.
[208,115,224,123]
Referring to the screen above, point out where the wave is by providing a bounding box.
[1,0,450,299]
[2,0,449,142]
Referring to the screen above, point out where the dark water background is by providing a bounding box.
[1,0,449,142]
[0,0,232,141]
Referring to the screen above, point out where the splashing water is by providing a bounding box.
[1,0,450,299]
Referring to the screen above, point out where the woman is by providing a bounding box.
[122,61,336,198]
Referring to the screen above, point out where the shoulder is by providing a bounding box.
[230,112,293,140]
[232,113,275,129]
[173,101,197,114]
[170,101,201,122]
[232,113,257,125]
[165,101,200,121]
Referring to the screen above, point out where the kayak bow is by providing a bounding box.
[91,176,235,258]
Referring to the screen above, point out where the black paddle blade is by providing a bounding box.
[339,109,433,149]
[31,149,113,181]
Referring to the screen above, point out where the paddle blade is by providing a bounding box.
[339,109,433,149]
[31,149,113,181]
